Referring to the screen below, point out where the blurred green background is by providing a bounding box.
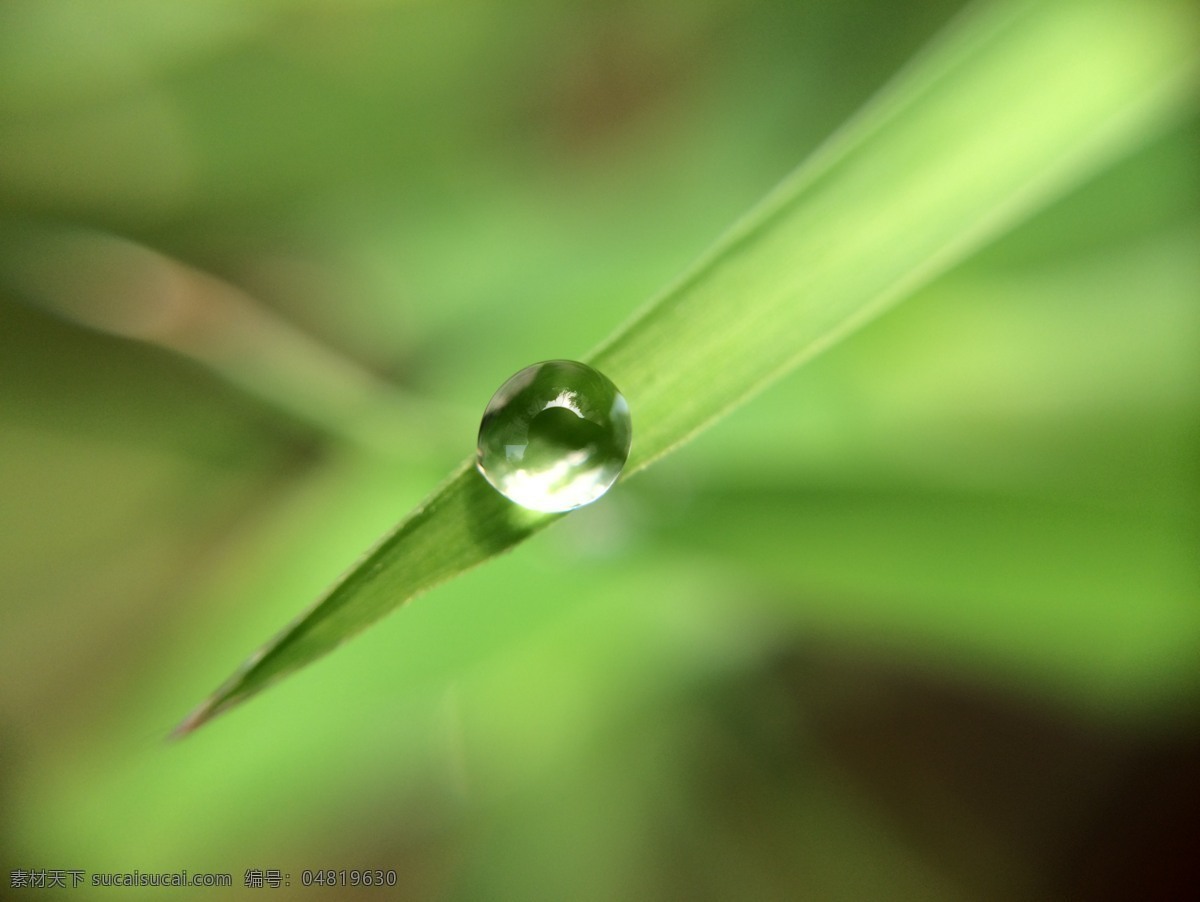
[1,0,1197,899]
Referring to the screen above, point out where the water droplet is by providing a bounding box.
[476,360,631,512]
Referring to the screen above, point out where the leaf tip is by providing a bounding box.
[168,700,217,742]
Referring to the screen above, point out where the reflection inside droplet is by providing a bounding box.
[476,360,631,513]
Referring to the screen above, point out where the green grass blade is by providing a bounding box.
[174,461,556,735]
[177,0,1198,735]
[594,0,1198,472]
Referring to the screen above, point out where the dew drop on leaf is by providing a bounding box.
[476,360,631,512]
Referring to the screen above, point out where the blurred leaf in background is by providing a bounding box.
[0,1,1196,900]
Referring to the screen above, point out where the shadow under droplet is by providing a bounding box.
[462,463,561,556]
